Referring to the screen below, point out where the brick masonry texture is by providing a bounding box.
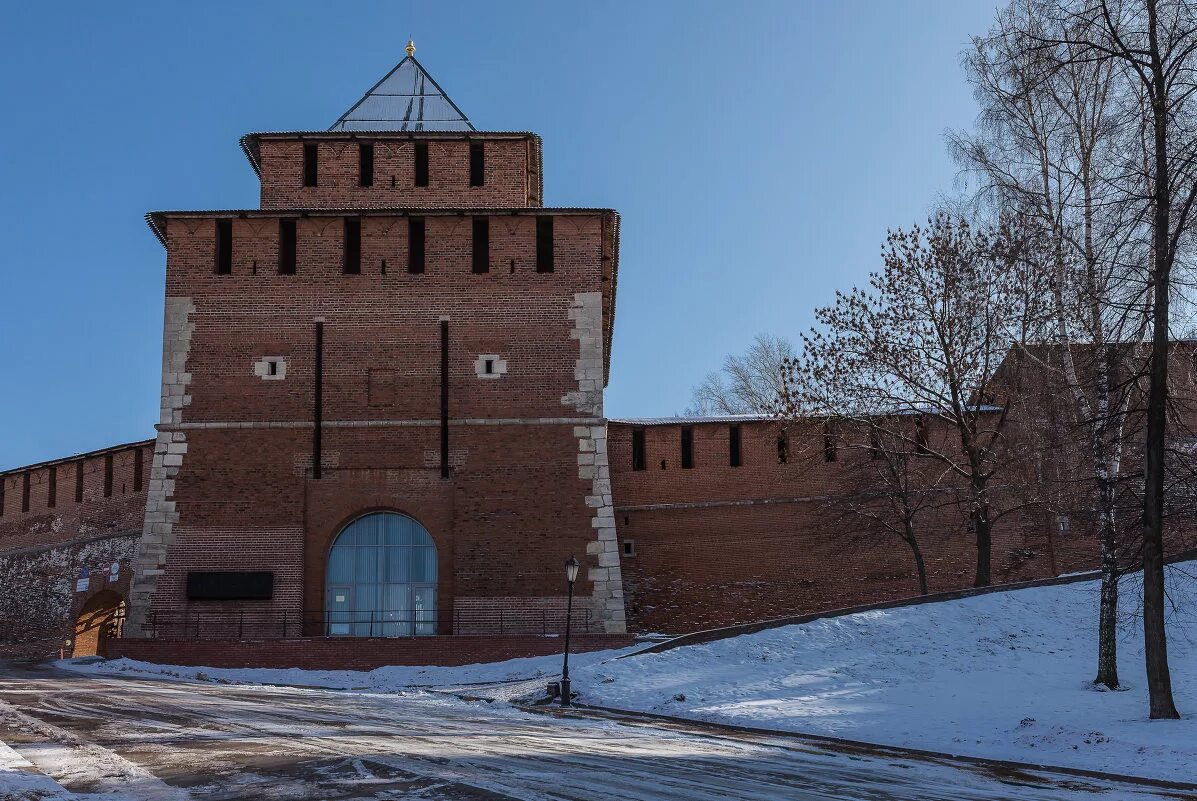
[116,120,628,657]
[0,441,150,653]
[604,350,1197,633]
[5,73,1197,665]
[250,133,542,209]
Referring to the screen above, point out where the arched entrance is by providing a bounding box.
[73,590,126,657]
[326,511,437,637]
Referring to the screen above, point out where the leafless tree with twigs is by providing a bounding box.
[1002,0,1197,719]
[953,0,1153,690]
[776,212,1052,588]
[688,334,797,415]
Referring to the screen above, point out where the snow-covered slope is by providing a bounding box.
[577,564,1197,782]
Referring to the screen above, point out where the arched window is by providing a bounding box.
[325,512,437,637]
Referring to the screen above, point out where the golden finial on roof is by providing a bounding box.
[405,40,416,57]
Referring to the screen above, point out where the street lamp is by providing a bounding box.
[560,555,580,707]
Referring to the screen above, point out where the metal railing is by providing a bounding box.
[140,607,596,641]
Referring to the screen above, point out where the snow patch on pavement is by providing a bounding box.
[0,698,176,800]
[54,566,1197,784]
[0,739,77,800]
[576,563,1197,783]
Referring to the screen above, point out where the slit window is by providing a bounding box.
[536,216,554,273]
[408,217,426,273]
[916,416,930,455]
[869,428,883,459]
[632,427,646,471]
[623,540,636,557]
[472,217,490,274]
[133,448,144,492]
[75,461,84,502]
[823,421,837,462]
[47,467,56,508]
[215,219,232,275]
[777,433,789,464]
[21,472,30,513]
[103,454,113,498]
[469,140,484,186]
[359,141,374,187]
[414,141,429,186]
[303,142,318,187]
[680,426,694,469]
[278,218,296,275]
[729,424,742,467]
[343,217,361,274]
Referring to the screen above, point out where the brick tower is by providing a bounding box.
[125,46,626,650]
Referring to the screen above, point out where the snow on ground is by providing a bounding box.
[0,739,75,800]
[59,564,1197,784]
[576,563,1197,783]
[59,643,637,693]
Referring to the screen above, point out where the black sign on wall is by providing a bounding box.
[186,571,274,601]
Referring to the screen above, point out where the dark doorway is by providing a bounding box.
[73,590,126,657]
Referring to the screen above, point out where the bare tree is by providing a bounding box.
[826,418,949,596]
[954,0,1151,689]
[779,212,1050,587]
[1033,0,1197,720]
[688,333,796,415]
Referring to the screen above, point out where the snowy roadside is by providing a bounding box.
[575,562,1197,783]
[57,643,637,695]
[57,564,1196,784]
[0,739,76,800]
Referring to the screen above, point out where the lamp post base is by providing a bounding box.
[560,678,571,707]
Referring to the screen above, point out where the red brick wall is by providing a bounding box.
[144,174,620,634]
[606,419,1053,632]
[254,133,541,209]
[0,441,151,651]
[0,442,152,551]
[606,412,1196,634]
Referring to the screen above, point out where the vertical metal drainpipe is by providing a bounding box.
[313,320,324,480]
[440,319,449,479]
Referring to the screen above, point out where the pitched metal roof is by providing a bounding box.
[608,414,776,426]
[329,53,474,132]
[143,206,615,246]
[0,438,154,478]
[608,406,1006,427]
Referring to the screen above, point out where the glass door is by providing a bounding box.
[381,584,411,637]
[414,586,437,635]
[327,585,352,636]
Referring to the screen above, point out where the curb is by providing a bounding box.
[511,700,1197,794]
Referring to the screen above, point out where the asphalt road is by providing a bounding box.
[0,663,1187,801]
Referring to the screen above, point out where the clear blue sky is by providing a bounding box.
[0,0,1000,470]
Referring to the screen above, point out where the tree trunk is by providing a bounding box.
[905,521,929,596]
[1095,498,1120,689]
[1141,0,1181,720]
[971,495,992,587]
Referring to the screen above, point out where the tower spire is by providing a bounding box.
[328,46,474,132]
